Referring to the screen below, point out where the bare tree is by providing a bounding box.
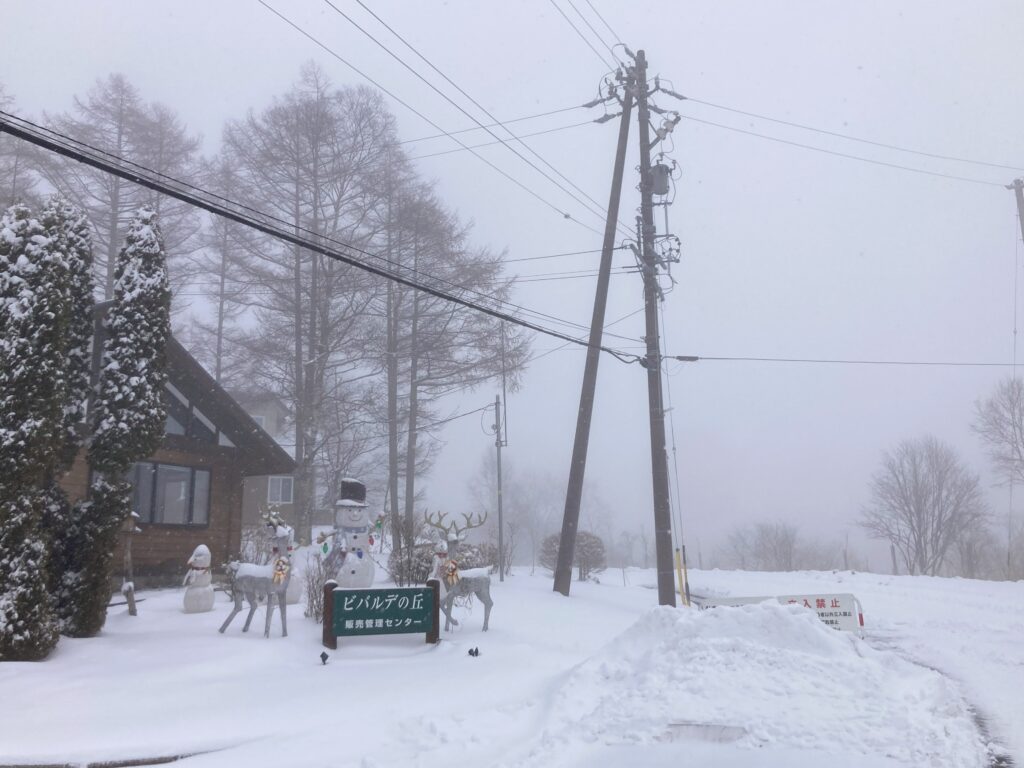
[973,377,1024,482]
[860,436,988,576]
[35,75,200,298]
[221,66,392,542]
[0,85,40,210]
[972,376,1024,577]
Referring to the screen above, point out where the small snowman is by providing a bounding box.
[183,544,215,613]
[324,478,375,588]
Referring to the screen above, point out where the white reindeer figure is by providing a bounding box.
[425,510,493,632]
[219,512,294,638]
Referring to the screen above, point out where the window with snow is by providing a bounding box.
[268,476,294,505]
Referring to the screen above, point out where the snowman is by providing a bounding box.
[319,478,376,588]
[183,544,215,613]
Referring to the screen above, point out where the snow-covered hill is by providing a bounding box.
[0,568,1019,767]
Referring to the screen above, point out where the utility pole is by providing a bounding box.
[495,393,505,582]
[553,67,635,596]
[635,49,676,607]
[1007,177,1024,577]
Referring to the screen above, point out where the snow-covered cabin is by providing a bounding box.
[59,317,295,584]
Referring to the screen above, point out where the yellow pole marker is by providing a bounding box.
[674,548,686,607]
[680,545,691,607]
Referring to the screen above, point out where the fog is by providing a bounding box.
[3,0,1022,568]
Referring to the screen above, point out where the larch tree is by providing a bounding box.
[0,205,67,660]
[379,183,529,559]
[35,74,199,299]
[222,66,392,543]
[0,86,40,210]
[66,208,170,637]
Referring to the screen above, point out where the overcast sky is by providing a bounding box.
[3,1,1023,567]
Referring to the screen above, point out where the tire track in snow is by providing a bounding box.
[866,628,1015,768]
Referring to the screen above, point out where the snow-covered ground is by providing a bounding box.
[1,567,1020,767]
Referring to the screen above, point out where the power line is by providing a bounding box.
[348,0,634,240]
[670,354,1017,367]
[1,109,619,341]
[258,1,603,236]
[504,245,628,263]
[584,0,622,44]
[324,0,616,234]
[567,0,620,63]
[679,113,1006,187]
[685,95,1024,174]
[0,111,642,364]
[409,119,594,161]
[546,0,616,70]
[400,104,584,145]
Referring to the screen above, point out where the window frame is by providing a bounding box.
[267,475,294,505]
[130,460,213,528]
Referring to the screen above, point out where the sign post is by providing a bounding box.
[323,579,441,648]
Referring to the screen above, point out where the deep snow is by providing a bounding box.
[0,567,1019,767]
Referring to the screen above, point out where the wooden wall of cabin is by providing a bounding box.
[59,438,246,584]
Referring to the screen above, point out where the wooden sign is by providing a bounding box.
[322,579,440,649]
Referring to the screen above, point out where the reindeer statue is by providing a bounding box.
[425,510,493,632]
[219,512,294,638]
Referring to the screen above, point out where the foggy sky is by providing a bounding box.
[3,0,1023,567]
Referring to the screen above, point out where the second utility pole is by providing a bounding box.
[553,68,635,596]
[636,49,677,606]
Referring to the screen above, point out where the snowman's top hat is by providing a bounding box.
[336,478,368,507]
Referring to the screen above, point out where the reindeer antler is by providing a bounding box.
[460,510,488,532]
[424,509,454,536]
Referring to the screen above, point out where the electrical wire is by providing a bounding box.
[258,1,604,236]
[659,302,688,566]
[527,305,645,364]
[409,119,594,161]
[669,354,1019,367]
[0,111,642,364]
[567,0,621,63]
[546,0,616,71]
[347,0,634,240]
[400,104,584,145]
[685,95,1024,174]
[0,108,638,342]
[678,113,1006,187]
[584,0,622,44]
[504,245,627,264]
[325,0,619,236]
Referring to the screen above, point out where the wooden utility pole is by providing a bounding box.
[553,68,635,596]
[495,393,505,582]
[1007,177,1024,577]
[635,49,676,607]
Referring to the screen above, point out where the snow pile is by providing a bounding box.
[534,602,989,767]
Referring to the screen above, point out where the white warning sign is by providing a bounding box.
[693,592,863,632]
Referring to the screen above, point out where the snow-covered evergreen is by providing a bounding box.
[0,205,68,660]
[89,207,170,472]
[67,208,170,637]
[37,196,96,633]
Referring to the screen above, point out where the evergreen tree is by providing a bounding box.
[0,205,68,660]
[37,197,95,631]
[66,208,170,637]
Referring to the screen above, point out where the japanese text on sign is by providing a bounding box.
[332,586,434,637]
